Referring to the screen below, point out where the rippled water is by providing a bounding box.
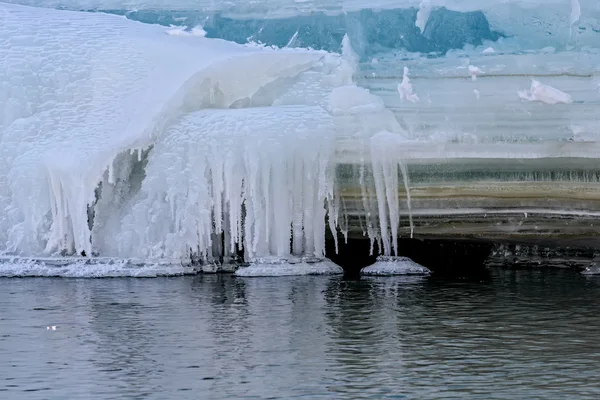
[2,269,600,399]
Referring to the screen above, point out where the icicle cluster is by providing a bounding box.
[115,106,338,262]
[370,132,415,257]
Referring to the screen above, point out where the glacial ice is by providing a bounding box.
[0,3,349,262]
[1,0,600,276]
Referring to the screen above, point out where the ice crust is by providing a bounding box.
[235,257,343,277]
[0,257,195,277]
[361,256,431,276]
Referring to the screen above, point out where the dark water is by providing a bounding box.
[2,269,600,399]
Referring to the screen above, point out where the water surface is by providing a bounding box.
[2,269,600,399]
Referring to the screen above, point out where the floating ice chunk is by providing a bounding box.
[165,25,207,37]
[416,1,433,33]
[235,257,343,277]
[361,256,431,276]
[468,65,484,81]
[482,47,496,54]
[518,79,573,104]
[473,89,481,99]
[398,67,419,103]
[329,86,385,115]
[371,58,379,64]
[47,326,57,330]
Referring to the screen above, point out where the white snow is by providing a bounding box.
[361,256,431,276]
[518,79,573,104]
[398,67,419,103]
[416,0,433,33]
[165,25,207,37]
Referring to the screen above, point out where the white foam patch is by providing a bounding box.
[361,256,431,276]
[235,257,343,277]
[0,257,196,277]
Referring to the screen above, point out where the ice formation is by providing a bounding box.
[518,80,573,104]
[370,131,415,256]
[235,257,343,277]
[398,67,419,103]
[416,1,433,33]
[361,256,431,276]
[0,3,356,273]
[468,65,484,81]
[2,0,600,276]
[165,25,207,37]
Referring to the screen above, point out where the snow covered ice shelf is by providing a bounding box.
[2,0,600,276]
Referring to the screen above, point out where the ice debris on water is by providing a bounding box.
[361,256,431,276]
[482,47,496,54]
[398,67,419,103]
[47,326,57,330]
[468,65,484,81]
[518,79,573,104]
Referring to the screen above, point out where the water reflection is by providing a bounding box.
[2,269,600,399]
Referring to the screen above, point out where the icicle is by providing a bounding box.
[291,153,304,255]
[399,162,414,239]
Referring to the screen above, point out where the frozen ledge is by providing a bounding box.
[0,257,197,278]
[361,256,431,276]
[235,257,343,277]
